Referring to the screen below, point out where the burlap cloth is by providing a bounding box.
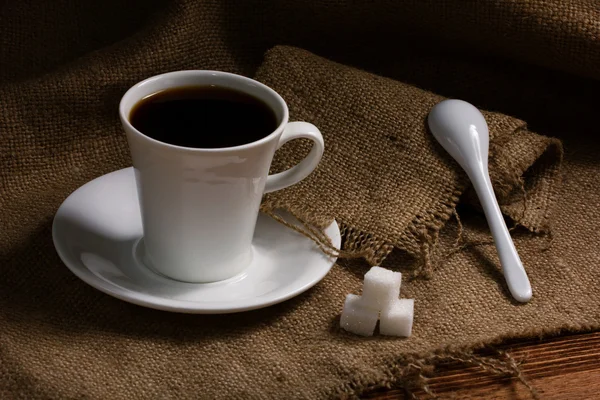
[258,46,562,267]
[1,1,600,399]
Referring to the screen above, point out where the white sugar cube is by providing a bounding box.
[361,266,402,311]
[340,294,379,336]
[379,299,414,337]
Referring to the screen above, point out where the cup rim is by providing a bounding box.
[119,70,290,153]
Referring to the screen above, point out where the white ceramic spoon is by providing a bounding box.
[428,99,532,303]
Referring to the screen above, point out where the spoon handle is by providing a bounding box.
[470,170,532,303]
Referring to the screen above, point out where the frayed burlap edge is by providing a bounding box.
[260,183,465,269]
[261,131,562,277]
[332,324,599,400]
[335,349,537,400]
[479,130,564,234]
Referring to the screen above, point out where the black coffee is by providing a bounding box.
[129,86,278,148]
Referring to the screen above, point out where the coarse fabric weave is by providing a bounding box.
[1,1,599,398]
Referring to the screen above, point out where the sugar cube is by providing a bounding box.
[361,266,402,311]
[379,299,414,337]
[340,294,379,336]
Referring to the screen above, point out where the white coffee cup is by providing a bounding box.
[119,70,324,283]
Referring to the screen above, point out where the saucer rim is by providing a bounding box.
[52,167,340,314]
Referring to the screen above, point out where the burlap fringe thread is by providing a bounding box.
[264,175,554,280]
[263,208,394,262]
[336,347,540,399]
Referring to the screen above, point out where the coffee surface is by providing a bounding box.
[129,86,278,148]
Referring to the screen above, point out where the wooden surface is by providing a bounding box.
[364,331,600,399]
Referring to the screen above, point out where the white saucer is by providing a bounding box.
[52,167,340,314]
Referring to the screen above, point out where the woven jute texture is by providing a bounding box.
[2,1,600,399]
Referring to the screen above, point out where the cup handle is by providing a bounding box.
[264,122,324,193]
